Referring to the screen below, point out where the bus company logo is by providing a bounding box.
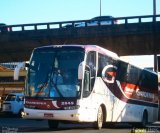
[47,104,51,109]
[25,100,47,105]
[136,89,154,99]
[102,65,117,84]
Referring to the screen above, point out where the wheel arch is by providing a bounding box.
[142,108,148,119]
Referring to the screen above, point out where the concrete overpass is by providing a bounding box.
[0,15,160,62]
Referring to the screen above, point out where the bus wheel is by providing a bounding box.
[141,111,148,127]
[95,106,103,130]
[48,120,59,129]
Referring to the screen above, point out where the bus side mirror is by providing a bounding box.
[78,61,85,80]
[14,62,27,80]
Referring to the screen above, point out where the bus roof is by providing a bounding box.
[35,44,119,59]
[84,45,119,59]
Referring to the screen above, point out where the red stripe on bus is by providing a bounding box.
[121,82,139,90]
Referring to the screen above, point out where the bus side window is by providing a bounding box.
[83,70,91,98]
[116,61,129,82]
[86,51,96,77]
[86,51,96,90]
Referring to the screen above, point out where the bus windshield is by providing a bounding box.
[25,47,84,99]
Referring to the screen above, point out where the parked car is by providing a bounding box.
[76,16,118,27]
[0,23,9,33]
[2,93,24,116]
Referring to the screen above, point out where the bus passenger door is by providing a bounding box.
[80,51,97,121]
[82,69,91,98]
[81,68,98,121]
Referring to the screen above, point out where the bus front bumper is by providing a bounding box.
[22,108,83,122]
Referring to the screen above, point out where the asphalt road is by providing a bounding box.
[0,115,160,133]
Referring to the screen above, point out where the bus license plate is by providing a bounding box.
[44,113,53,118]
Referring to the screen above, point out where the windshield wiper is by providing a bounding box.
[34,55,64,98]
[47,55,64,98]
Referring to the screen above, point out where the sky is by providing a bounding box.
[1,0,160,68]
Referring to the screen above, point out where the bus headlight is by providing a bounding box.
[21,111,29,117]
[63,105,80,110]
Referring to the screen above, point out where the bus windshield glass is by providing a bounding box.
[25,47,84,98]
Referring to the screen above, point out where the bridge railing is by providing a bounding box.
[0,15,160,32]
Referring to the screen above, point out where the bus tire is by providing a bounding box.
[48,120,59,129]
[140,110,148,127]
[94,106,103,130]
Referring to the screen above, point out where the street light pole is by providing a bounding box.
[153,0,157,72]
[153,0,156,15]
[100,0,101,16]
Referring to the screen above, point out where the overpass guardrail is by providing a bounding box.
[0,14,160,33]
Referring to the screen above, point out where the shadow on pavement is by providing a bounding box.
[0,112,20,118]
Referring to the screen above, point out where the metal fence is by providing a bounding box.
[0,14,160,32]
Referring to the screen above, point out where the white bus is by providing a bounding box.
[21,45,158,129]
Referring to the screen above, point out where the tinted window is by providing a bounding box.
[98,53,117,76]
[86,51,96,90]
